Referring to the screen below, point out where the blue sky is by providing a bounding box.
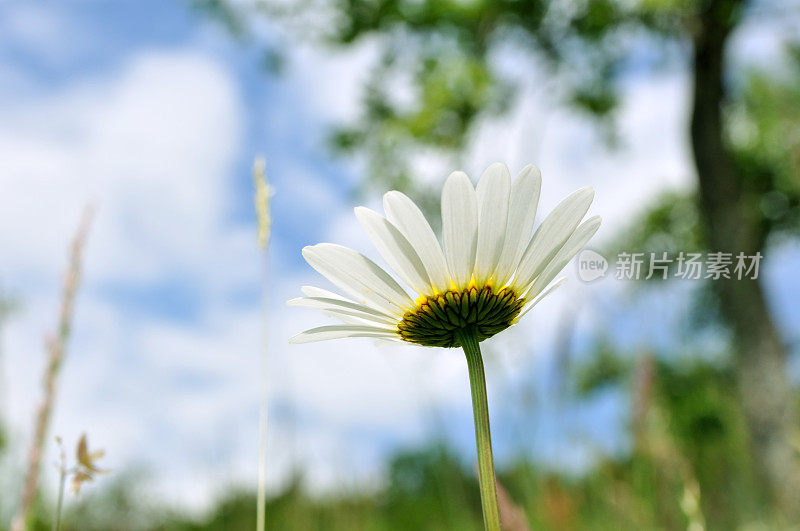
[0,0,369,506]
[1,0,799,511]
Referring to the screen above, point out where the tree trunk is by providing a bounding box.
[689,0,799,516]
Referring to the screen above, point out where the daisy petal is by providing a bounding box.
[302,244,412,317]
[513,187,594,293]
[316,310,395,327]
[516,277,568,321]
[305,306,374,326]
[475,163,511,285]
[307,305,388,327]
[355,207,432,296]
[494,165,541,287]
[527,215,602,299]
[287,296,398,326]
[441,171,478,290]
[383,191,450,294]
[300,285,351,301]
[298,287,363,324]
[289,325,398,344]
[327,314,381,326]
[327,314,394,327]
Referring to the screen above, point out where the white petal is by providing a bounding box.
[302,244,412,317]
[306,306,373,326]
[383,191,450,294]
[441,171,478,290]
[329,314,384,326]
[493,165,541,287]
[516,277,568,321]
[315,310,367,326]
[289,325,398,344]
[298,287,358,323]
[512,187,594,293]
[527,215,602,299]
[355,207,432,296]
[474,162,511,285]
[308,306,387,327]
[300,285,351,301]
[287,296,398,327]
[314,310,397,328]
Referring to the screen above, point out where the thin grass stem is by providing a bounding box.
[254,157,272,531]
[11,206,93,531]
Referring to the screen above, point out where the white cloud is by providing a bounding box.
[0,49,254,506]
[0,51,243,282]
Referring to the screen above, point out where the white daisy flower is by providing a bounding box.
[289,161,599,530]
[288,162,600,347]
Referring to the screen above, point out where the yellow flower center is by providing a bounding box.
[397,284,525,347]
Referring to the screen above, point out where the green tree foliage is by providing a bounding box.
[320,0,673,195]
[730,44,800,246]
[573,349,762,527]
[186,0,691,198]
[614,45,800,259]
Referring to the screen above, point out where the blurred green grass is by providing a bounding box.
[6,350,789,530]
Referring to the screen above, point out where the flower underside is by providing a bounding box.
[397,285,524,348]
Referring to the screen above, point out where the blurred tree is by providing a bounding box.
[197,0,800,517]
[574,348,762,527]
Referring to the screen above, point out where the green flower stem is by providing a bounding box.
[456,327,501,531]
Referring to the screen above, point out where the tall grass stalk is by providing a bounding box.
[52,437,67,531]
[633,354,706,531]
[11,206,93,531]
[253,158,273,531]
